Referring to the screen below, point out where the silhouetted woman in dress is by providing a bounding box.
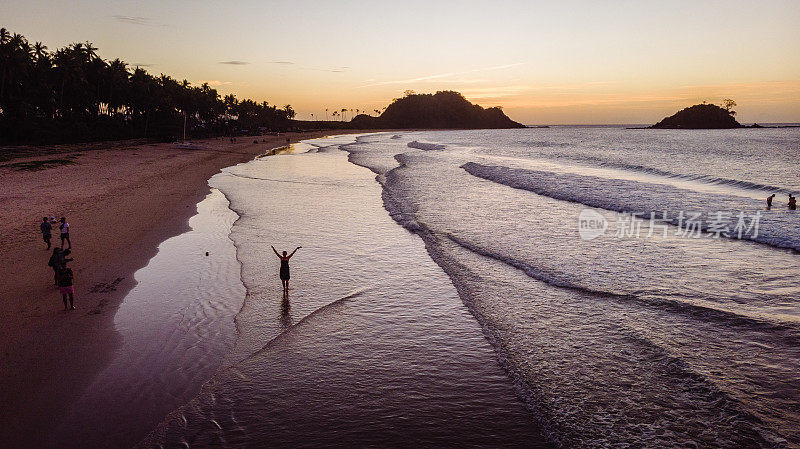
[272,245,300,294]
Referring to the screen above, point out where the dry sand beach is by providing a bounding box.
[0,131,365,447]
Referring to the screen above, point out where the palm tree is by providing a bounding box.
[83,41,99,61]
[32,42,48,61]
[106,58,129,117]
[1,33,32,105]
[340,108,347,121]
[325,108,328,121]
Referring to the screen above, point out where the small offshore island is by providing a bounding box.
[650,103,743,129]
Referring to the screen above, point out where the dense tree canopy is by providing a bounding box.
[349,91,523,129]
[0,28,295,144]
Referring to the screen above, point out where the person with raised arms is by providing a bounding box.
[271,245,301,294]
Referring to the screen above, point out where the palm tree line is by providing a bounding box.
[319,107,385,121]
[0,28,296,144]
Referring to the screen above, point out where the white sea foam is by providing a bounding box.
[407,140,446,151]
[463,162,800,251]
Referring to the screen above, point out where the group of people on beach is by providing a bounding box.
[40,216,75,310]
[767,194,796,210]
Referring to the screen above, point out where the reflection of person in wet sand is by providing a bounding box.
[280,294,291,326]
[272,245,301,294]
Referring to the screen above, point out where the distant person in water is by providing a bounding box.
[789,194,797,210]
[58,267,75,310]
[59,217,71,249]
[766,194,775,209]
[40,217,53,249]
[272,245,301,293]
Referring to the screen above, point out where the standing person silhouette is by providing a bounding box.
[767,194,775,209]
[59,217,71,249]
[40,217,53,249]
[272,245,300,294]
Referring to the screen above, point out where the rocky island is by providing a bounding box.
[650,103,742,129]
[350,91,524,129]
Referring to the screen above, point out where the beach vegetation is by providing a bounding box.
[0,28,296,144]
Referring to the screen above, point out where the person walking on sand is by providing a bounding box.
[40,217,53,249]
[57,267,76,310]
[272,245,301,294]
[789,194,797,210]
[59,217,71,249]
[767,194,775,209]
[48,247,72,285]
[48,248,62,284]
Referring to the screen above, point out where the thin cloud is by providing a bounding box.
[422,78,489,84]
[460,81,614,100]
[462,85,531,99]
[359,72,458,88]
[198,80,232,87]
[675,80,800,92]
[113,15,153,25]
[131,62,155,68]
[302,66,349,73]
[269,61,348,73]
[491,80,800,110]
[358,63,526,88]
[528,81,614,91]
[458,82,616,103]
[473,63,526,72]
[220,60,249,65]
[500,93,703,109]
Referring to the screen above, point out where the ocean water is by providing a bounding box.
[141,128,799,448]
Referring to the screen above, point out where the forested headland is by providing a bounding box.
[0,28,295,144]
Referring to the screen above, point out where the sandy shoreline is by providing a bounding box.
[0,131,370,448]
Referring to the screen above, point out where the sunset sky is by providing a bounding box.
[5,0,800,124]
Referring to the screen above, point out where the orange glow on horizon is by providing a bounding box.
[4,0,799,124]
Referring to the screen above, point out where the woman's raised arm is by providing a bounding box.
[288,246,301,259]
[271,245,281,258]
